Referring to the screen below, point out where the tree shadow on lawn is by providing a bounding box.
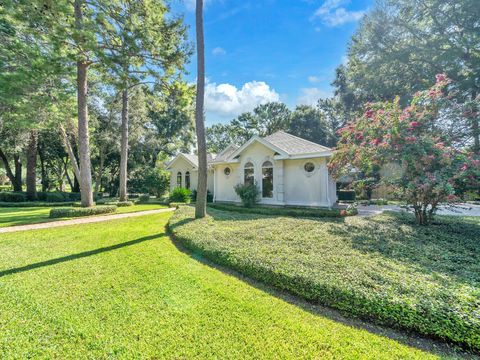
[326,211,480,285]
[0,233,164,278]
[167,229,478,359]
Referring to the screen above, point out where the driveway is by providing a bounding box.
[357,203,480,217]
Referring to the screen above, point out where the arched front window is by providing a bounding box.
[176,172,182,188]
[262,161,273,198]
[244,162,254,185]
[185,171,190,190]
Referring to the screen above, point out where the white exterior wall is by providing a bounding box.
[168,157,214,194]
[213,163,241,202]
[283,157,333,207]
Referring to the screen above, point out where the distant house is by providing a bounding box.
[166,131,337,207]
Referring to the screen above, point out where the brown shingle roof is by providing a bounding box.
[263,131,330,155]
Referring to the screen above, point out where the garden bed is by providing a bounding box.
[169,206,480,351]
[208,203,357,217]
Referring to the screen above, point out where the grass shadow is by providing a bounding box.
[0,233,164,278]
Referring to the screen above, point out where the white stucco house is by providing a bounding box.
[166,131,337,207]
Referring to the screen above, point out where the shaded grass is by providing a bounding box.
[169,206,480,351]
[0,203,168,227]
[0,213,455,359]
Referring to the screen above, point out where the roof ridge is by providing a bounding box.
[264,130,329,149]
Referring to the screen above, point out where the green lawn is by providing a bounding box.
[0,212,452,359]
[0,203,167,228]
[169,206,480,351]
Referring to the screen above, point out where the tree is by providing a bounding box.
[97,0,190,201]
[194,0,207,219]
[253,102,291,136]
[337,0,480,153]
[330,76,480,225]
[288,105,336,147]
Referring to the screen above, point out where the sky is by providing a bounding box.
[171,0,372,125]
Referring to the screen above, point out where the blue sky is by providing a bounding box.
[172,0,372,125]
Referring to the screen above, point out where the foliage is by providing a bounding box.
[191,189,213,203]
[169,206,480,350]
[128,166,169,197]
[0,201,77,208]
[0,213,437,358]
[138,194,151,203]
[208,203,356,218]
[49,205,117,219]
[337,0,480,152]
[233,183,260,207]
[169,187,191,203]
[337,190,356,202]
[330,77,480,225]
[0,192,26,202]
[288,105,336,147]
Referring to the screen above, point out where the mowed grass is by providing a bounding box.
[0,213,448,359]
[0,203,167,228]
[169,206,480,351]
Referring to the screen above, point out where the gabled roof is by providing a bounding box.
[228,135,290,160]
[263,131,331,155]
[210,144,239,163]
[166,153,216,169]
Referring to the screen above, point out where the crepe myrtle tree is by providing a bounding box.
[329,75,480,225]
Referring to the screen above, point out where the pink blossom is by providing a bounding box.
[409,121,419,128]
[435,74,446,82]
[460,163,469,171]
[364,108,375,118]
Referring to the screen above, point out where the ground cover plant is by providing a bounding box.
[169,206,480,350]
[49,205,118,218]
[0,213,454,358]
[0,203,167,228]
[209,203,357,217]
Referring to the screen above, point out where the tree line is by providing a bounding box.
[0,0,195,206]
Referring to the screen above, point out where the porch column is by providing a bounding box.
[276,159,285,203]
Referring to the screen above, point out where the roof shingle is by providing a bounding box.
[263,131,330,155]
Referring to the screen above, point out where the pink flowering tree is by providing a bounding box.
[330,75,480,225]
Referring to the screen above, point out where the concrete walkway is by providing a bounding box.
[0,208,175,234]
[357,203,480,217]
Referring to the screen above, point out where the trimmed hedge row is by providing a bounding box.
[0,191,82,203]
[208,203,357,217]
[50,205,117,218]
[97,200,134,207]
[169,206,480,351]
[0,201,77,208]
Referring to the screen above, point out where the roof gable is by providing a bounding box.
[263,131,331,155]
[228,136,289,160]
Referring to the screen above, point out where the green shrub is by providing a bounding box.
[169,206,480,350]
[0,201,77,208]
[138,194,151,203]
[208,203,353,218]
[191,189,213,203]
[170,187,191,203]
[337,190,356,202]
[115,201,134,207]
[168,202,188,209]
[233,183,259,207]
[0,192,27,202]
[50,205,117,219]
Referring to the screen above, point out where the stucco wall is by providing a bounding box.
[214,163,240,202]
[169,157,214,194]
[283,157,332,207]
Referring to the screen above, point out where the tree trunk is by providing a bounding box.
[194,0,207,218]
[119,88,129,202]
[94,146,105,195]
[26,131,38,200]
[74,0,94,207]
[0,148,22,191]
[38,144,48,191]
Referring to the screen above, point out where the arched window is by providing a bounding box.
[185,171,190,190]
[176,172,182,188]
[262,161,273,198]
[244,162,254,185]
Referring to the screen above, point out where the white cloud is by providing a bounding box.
[212,47,226,56]
[312,0,365,27]
[308,76,320,83]
[297,88,331,106]
[205,81,280,118]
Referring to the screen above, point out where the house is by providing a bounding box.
[166,131,337,207]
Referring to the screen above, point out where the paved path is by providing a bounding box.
[357,203,480,217]
[0,208,175,234]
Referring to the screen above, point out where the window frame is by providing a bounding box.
[185,171,190,190]
[261,161,274,198]
[176,171,182,188]
[244,162,254,185]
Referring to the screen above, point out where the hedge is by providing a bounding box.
[0,192,27,202]
[50,205,117,218]
[208,203,357,217]
[169,206,480,350]
[0,201,77,208]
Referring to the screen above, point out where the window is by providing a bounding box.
[185,171,190,189]
[262,161,273,198]
[224,167,231,176]
[176,172,182,187]
[244,162,254,185]
[304,162,315,173]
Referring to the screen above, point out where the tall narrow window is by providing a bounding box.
[185,171,190,190]
[262,161,273,198]
[244,162,254,185]
[176,172,182,188]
